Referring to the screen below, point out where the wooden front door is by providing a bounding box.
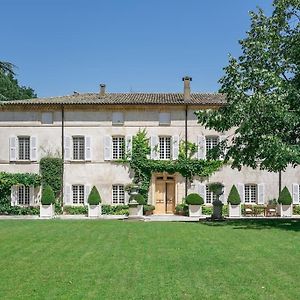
[154,175,175,214]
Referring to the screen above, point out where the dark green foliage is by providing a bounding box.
[0,205,39,215]
[143,205,155,214]
[227,185,241,205]
[175,203,188,216]
[41,185,55,205]
[88,186,101,205]
[63,206,88,215]
[40,157,63,197]
[129,193,146,205]
[293,205,300,215]
[185,193,204,205]
[278,186,293,205]
[101,205,129,215]
[208,183,224,196]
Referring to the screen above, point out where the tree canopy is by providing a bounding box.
[0,61,37,101]
[196,0,300,173]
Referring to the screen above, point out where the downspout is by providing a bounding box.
[279,170,282,197]
[185,104,188,199]
[61,105,65,208]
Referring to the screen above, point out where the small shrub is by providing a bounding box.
[227,185,241,205]
[175,203,188,216]
[222,205,228,216]
[63,206,88,215]
[202,206,213,215]
[185,193,204,205]
[143,204,155,214]
[293,205,300,215]
[41,185,55,205]
[268,198,277,205]
[278,186,292,205]
[102,205,129,215]
[129,193,146,205]
[88,186,101,205]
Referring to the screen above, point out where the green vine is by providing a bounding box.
[125,129,223,200]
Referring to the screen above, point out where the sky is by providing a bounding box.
[1,0,274,97]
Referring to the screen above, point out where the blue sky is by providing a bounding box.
[2,0,273,97]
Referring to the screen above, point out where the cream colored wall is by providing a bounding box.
[0,107,299,206]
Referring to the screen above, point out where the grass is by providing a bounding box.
[0,219,299,300]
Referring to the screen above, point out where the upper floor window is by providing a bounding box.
[245,184,257,203]
[18,137,30,160]
[159,112,171,126]
[159,136,171,160]
[112,185,125,204]
[73,136,85,160]
[72,185,85,205]
[17,185,30,206]
[112,136,125,160]
[112,112,124,126]
[206,185,217,204]
[205,136,219,155]
[41,112,53,124]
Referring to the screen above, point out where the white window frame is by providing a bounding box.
[205,185,217,204]
[112,136,125,160]
[205,136,219,157]
[18,136,31,160]
[112,112,124,126]
[245,184,257,204]
[159,136,171,160]
[112,185,125,204]
[17,185,30,206]
[73,136,85,160]
[72,184,85,205]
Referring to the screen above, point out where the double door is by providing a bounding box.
[155,176,175,214]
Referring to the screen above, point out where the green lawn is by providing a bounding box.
[0,220,299,300]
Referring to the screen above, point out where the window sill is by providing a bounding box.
[68,160,91,163]
[12,160,35,164]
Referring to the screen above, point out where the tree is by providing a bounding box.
[196,0,300,173]
[0,61,37,101]
[41,185,55,205]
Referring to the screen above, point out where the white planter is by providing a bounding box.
[277,204,292,217]
[228,204,241,218]
[40,204,55,219]
[188,205,202,217]
[129,205,143,217]
[88,204,101,218]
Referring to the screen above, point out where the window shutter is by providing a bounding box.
[125,135,133,159]
[237,183,245,203]
[150,135,159,160]
[104,135,112,161]
[197,135,206,159]
[257,183,265,204]
[64,136,71,161]
[197,182,206,203]
[125,190,130,204]
[30,136,38,161]
[112,112,124,125]
[172,135,179,160]
[11,186,18,206]
[41,112,53,124]
[292,183,300,204]
[84,185,91,205]
[64,184,72,205]
[29,186,35,206]
[9,136,18,161]
[220,186,226,203]
[159,112,171,125]
[85,136,92,161]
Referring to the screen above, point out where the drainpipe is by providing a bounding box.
[279,170,282,197]
[61,105,65,208]
[185,104,188,199]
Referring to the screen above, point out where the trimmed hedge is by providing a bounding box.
[102,205,129,215]
[185,193,204,205]
[41,185,55,205]
[63,206,88,215]
[227,185,241,205]
[88,186,101,205]
[278,186,292,205]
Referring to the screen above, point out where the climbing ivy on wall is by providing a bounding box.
[125,129,223,200]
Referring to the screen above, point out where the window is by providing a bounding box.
[159,112,171,126]
[112,136,125,160]
[112,185,125,204]
[41,112,53,124]
[245,184,257,203]
[18,137,30,160]
[73,136,85,160]
[18,185,30,205]
[205,136,219,155]
[112,112,124,125]
[159,136,171,160]
[206,185,217,204]
[72,185,85,204]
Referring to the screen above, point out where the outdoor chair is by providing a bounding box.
[244,205,254,217]
[265,205,277,217]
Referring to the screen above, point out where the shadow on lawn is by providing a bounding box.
[200,219,300,232]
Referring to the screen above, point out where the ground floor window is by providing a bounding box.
[72,185,85,204]
[205,185,217,204]
[18,185,30,205]
[245,184,257,203]
[112,185,125,204]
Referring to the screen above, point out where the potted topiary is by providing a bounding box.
[128,193,145,217]
[88,186,102,218]
[208,182,224,220]
[186,193,204,217]
[277,186,293,217]
[40,185,55,219]
[227,185,241,218]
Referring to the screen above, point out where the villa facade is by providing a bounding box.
[0,78,299,214]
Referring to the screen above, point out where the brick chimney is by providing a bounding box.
[99,84,106,96]
[182,76,192,101]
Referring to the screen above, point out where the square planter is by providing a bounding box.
[40,204,55,219]
[277,204,292,217]
[88,204,101,218]
[188,205,202,217]
[229,204,241,218]
[129,205,143,217]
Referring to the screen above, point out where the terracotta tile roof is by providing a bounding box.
[1,92,226,106]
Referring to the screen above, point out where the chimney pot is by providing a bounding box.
[99,84,106,96]
[182,76,192,101]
